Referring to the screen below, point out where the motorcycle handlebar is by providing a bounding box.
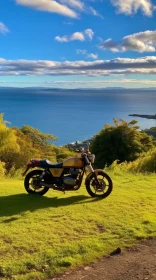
[75,142,90,153]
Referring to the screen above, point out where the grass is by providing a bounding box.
[0,171,156,279]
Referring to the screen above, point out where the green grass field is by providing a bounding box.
[0,171,156,279]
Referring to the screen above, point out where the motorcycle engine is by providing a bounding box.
[63,168,80,187]
[63,176,76,186]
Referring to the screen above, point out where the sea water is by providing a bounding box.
[0,87,155,145]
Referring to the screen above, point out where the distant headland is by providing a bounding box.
[129,114,156,120]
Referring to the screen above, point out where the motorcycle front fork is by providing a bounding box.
[87,164,100,186]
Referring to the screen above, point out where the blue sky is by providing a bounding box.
[0,0,156,88]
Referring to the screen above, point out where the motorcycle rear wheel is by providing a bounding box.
[24,169,49,195]
[86,170,113,199]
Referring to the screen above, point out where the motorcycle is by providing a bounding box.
[22,143,113,199]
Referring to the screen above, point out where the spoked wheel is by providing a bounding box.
[86,170,113,199]
[24,170,49,196]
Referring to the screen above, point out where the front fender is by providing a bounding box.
[85,169,104,185]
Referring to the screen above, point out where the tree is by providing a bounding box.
[0,114,20,170]
[21,125,57,149]
[91,119,154,168]
[143,127,156,140]
[11,127,41,169]
[21,125,58,161]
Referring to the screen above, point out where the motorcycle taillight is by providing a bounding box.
[30,159,40,167]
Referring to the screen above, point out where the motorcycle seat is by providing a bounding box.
[40,160,63,168]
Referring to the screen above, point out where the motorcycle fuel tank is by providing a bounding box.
[63,157,84,168]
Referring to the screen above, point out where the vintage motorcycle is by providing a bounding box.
[22,143,113,199]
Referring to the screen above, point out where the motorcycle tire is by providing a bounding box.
[24,169,49,196]
[86,170,113,199]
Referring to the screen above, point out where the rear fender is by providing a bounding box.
[22,159,41,176]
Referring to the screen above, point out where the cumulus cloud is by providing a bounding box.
[55,29,94,42]
[0,56,156,76]
[100,30,156,53]
[55,32,85,42]
[110,0,154,16]
[0,22,9,35]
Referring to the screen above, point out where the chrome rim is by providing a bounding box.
[29,175,45,192]
[90,174,109,195]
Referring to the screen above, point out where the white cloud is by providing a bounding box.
[59,0,84,10]
[88,6,104,18]
[110,0,154,16]
[55,29,94,42]
[16,0,77,18]
[55,32,85,42]
[100,30,156,53]
[0,22,9,35]
[77,49,98,59]
[87,53,98,59]
[84,29,94,40]
[15,0,103,18]
[100,38,119,52]
[0,56,156,76]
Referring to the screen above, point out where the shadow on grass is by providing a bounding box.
[0,193,99,218]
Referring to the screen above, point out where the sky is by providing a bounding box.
[0,0,156,88]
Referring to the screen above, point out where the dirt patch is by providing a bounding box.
[51,238,156,280]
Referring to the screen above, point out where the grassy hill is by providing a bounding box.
[0,171,156,279]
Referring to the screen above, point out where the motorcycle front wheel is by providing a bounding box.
[86,170,113,199]
[24,169,49,195]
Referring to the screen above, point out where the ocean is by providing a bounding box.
[0,87,156,146]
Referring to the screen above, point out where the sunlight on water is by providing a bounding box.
[0,88,155,145]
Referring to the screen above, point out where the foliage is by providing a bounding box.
[54,146,76,162]
[143,127,156,140]
[91,119,154,168]
[0,161,5,178]
[21,125,57,147]
[0,173,155,279]
[11,127,41,168]
[0,113,155,175]
[126,148,156,173]
[106,146,156,173]
[0,114,76,175]
[0,114,20,171]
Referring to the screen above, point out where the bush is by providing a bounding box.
[107,148,156,173]
[0,161,6,178]
[91,119,154,168]
[127,148,156,173]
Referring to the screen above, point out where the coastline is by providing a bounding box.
[129,114,156,120]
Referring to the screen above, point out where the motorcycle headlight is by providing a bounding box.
[88,154,95,163]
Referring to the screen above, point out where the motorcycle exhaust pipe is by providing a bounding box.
[39,182,54,189]
[39,182,65,191]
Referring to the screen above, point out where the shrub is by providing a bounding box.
[91,119,154,168]
[0,161,6,178]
